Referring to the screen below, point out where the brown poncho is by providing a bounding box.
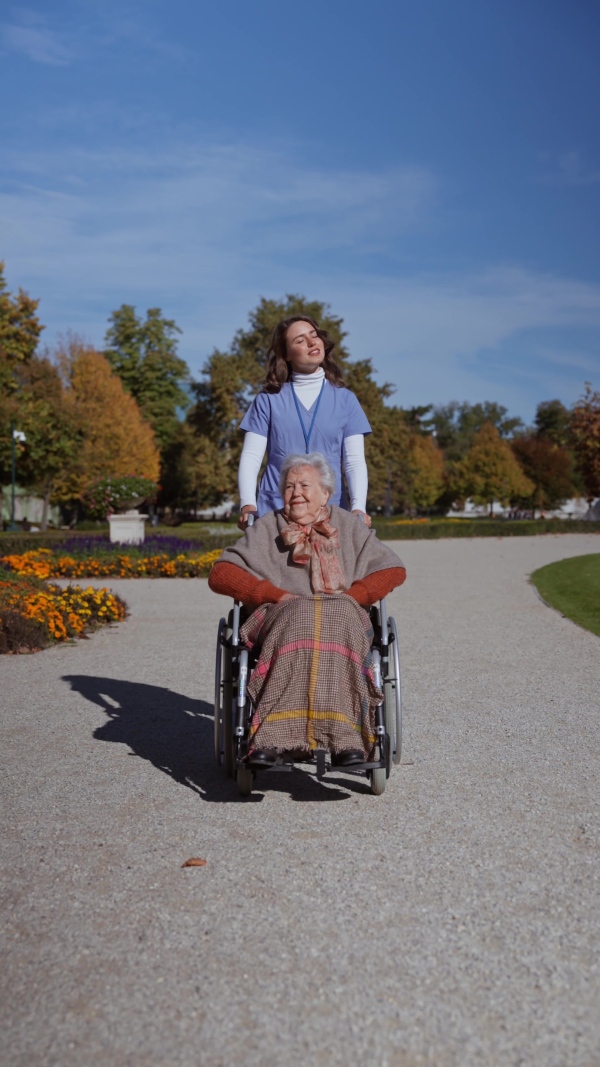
[213,506,405,600]
[210,507,405,758]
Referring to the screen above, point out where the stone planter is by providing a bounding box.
[108,510,148,544]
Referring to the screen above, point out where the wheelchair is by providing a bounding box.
[214,593,402,798]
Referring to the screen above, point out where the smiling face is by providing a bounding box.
[285,320,326,375]
[282,464,330,524]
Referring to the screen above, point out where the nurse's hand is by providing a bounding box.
[238,505,257,531]
[352,510,372,527]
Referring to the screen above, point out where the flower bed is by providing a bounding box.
[1,545,224,580]
[0,571,127,654]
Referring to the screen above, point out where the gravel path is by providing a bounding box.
[2,534,599,1067]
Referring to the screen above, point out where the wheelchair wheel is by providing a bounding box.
[222,645,235,778]
[385,617,402,765]
[214,618,226,766]
[214,619,235,774]
[237,765,253,797]
[370,767,387,795]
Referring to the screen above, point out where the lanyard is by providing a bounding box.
[291,378,325,453]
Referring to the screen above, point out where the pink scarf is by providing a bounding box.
[280,507,347,594]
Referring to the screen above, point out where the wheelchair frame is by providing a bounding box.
[214,595,402,797]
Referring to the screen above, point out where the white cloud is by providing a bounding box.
[539,151,600,187]
[1,138,599,420]
[317,269,600,413]
[0,10,72,66]
[0,142,438,311]
[0,4,182,68]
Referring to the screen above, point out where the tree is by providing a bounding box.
[342,357,405,512]
[534,399,570,446]
[187,349,257,502]
[104,305,190,451]
[402,405,435,435]
[432,401,524,463]
[570,383,600,503]
[453,422,534,514]
[0,264,48,521]
[0,262,44,394]
[230,294,352,376]
[0,356,82,529]
[53,339,160,503]
[157,422,231,511]
[406,434,446,512]
[511,435,577,510]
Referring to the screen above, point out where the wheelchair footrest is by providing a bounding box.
[236,752,386,778]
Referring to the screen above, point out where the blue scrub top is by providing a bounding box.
[240,381,372,515]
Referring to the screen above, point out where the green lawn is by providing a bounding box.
[531,554,600,638]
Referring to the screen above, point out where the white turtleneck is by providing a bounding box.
[238,369,369,512]
[290,366,325,409]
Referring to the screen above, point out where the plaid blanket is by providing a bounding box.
[240,594,383,757]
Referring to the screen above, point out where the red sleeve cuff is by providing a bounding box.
[208,562,286,608]
[346,567,406,607]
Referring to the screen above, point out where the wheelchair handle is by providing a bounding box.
[247,512,255,527]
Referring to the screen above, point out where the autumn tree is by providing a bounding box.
[511,435,577,510]
[570,383,600,503]
[342,358,408,512]
[0,262,44,395]
[0,264,48,520]
[1,356,82,529]
[453,422,534,514]
[53,338,160,503]
[188,346,258,498]
[0,261,45,474]
[104,305,190,450]
[157,423,232,510]
[432,401,524,463]
[406,434,446,512]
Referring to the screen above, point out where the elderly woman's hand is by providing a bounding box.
[279,593,300,602]
[352,510,372,527]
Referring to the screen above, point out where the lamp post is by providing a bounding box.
[9,426,26,531]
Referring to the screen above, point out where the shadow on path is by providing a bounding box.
[61,675,363,803]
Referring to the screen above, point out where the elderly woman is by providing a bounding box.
[209,453,406,768]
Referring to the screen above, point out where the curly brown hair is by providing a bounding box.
[263,316,345,393]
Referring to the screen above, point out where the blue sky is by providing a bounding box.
[1,0,599,422]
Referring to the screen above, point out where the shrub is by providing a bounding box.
[372,518,600,539]
[84,475,158,519]
[0,571,127,653]
[0,609,48,654]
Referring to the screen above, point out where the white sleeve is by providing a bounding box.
[343,434,368,513]
[238,431,267,508]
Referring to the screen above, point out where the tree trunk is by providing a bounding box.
[41,480,52,532]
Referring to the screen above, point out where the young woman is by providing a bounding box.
[238,315,371,527]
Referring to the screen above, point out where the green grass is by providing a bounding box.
[531,553,600,638]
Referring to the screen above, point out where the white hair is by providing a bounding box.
[278,452,337,499]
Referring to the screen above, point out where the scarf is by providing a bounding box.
[279,506,347,594]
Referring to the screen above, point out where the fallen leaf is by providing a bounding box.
[181,857,207,868]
